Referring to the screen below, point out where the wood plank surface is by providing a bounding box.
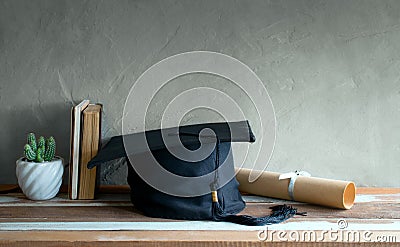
[0,188,399,246]
[0,202,399,222]
[0,231,399,247]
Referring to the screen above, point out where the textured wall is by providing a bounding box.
[1,0,399,187]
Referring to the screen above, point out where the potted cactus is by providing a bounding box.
[16,133,64,200]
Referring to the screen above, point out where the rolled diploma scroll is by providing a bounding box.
[236,168,356,209]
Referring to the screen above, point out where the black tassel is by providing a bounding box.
[212,199,305,226]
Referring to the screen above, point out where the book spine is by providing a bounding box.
[68,100,89,200]
[78,105,101,199]
[68,107,75,199]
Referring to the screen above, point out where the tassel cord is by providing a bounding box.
[210,137,306,226]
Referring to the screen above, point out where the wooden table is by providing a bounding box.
[0,187,399,246]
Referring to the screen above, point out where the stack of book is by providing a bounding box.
[69,100,102,200]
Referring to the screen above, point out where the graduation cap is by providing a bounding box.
[88,120,301,225]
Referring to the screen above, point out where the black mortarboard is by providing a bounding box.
[88,120,301,225]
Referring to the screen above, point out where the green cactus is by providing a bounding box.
[24,144,36,161]
[23,133,56,162]
[36,147,44,162]
[38,136,45,150]
[27,133,37,152]
[44,136,56,162]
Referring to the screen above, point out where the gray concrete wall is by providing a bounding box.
[1,0,399,187]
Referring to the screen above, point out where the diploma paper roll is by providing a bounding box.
[236,168,356,209]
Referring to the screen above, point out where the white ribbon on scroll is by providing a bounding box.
[279,170,311,201]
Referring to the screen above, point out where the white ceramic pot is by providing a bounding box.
[16,157,64,200]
